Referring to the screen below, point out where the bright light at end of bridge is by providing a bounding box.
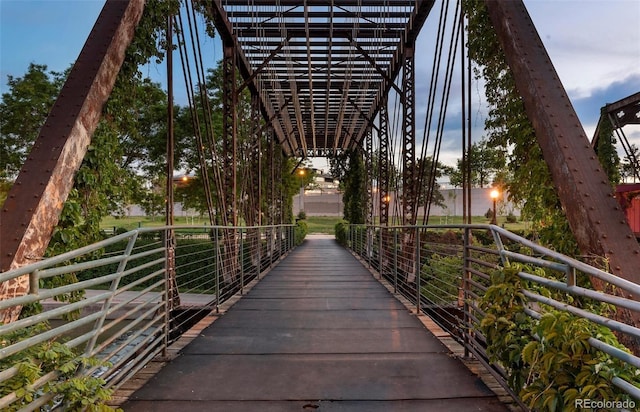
[490,189,499,199]
[298,169,305,176]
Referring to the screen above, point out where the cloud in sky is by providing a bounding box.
[1,0,638,170]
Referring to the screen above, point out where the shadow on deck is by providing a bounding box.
[121,235,511,411]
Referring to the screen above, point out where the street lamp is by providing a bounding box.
[490,189,499,225]
[298,169,305,213]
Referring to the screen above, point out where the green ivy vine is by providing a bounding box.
[463,0,579,257]
[0,323,117,411]
[5,2,181,410]
[480,263,639,411]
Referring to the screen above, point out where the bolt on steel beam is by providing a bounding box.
[484,1,640,301]
[0,0,145,323]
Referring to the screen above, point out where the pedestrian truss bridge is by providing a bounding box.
[1,225,639,410]
[1,0,640,410]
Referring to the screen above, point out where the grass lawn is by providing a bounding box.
[101,215,529,235]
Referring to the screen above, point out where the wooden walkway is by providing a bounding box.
[121,236,511,411]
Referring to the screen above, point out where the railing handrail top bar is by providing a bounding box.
[145,224,295,231]
[0,223,295,279]
[350,223,640,292]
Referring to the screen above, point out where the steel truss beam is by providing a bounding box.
[365,128,374,225]
[378,99,390,227]
[215,0,434,155]
[222,45,238,227]
[221,45,240,284]
[485,1,640,298]
[204,0,289,153]
[402,46,417,226]
[0,0,145,322]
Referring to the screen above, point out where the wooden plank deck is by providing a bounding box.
[118,235,516,411]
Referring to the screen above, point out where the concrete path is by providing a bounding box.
[122,236,509,411]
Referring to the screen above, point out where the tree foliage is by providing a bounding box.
[621,144,640,182]
[463,0,578,255]
[594,111,621,185]
[480,263,639,411]
[342,150,366,224]
[416,156,453,208]
[0,64,65,180]
[449,137,506,188]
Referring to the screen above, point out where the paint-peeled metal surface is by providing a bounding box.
[484,1,640,292]
[0,0,145,322]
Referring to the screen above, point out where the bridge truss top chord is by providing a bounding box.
[206,0,434,157]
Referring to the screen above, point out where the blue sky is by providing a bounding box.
[1,0,639,168]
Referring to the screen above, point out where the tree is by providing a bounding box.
[621,144,640,183]
[464,0,578,255]
[448,138,506,188]
[594,111,621,185]
[0,64,65,180]
[416,156,453,208]
[342,150,366,223]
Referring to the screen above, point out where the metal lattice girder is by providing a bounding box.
[365,128,374,225]
[484,1,640,291]
[0,0,145,322]
[222,45,238,227]
[402,45,416,226]
[378,98,390,226]
[249,92,263,227]
[266,127,274,225]
[208,0,435,155]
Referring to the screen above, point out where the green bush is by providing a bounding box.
[506,212,518,223]
[334,220,348,245]
[420,254,462,304]
[77,239,218,292]
[295,220,308,245]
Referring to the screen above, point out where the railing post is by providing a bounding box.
[215,227,220,313]
[366,226,371,268]
[463,226,471,358]
[258,226,262,279]
[86,232,140,358]
[393,228,398,293]
[240,227,244,295]
[379,226,383,276]
[270,227,274,268]
[415,226,421,314]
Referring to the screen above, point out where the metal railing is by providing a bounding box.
[0,224,296,410]
[344,224,640,405]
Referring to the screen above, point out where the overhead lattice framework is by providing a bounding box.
[209,0,434,157]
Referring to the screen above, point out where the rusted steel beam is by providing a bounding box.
[592,91,640,147]
[222,45,238,228]
[0,0,145,322]
[484,1,640,289]
[402,46,417,226]
[365,128,374,226]
[204,0,288,153]
[359,0,435,146]
[378,99,391,227]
